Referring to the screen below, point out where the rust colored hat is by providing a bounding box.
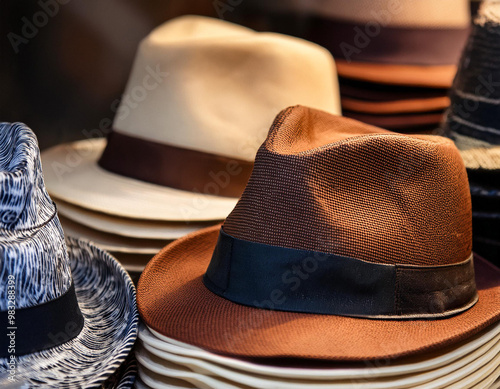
[138,106,500,361]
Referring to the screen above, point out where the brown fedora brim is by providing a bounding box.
[341,96,450,114]
[335,60,457,88]
[137,225,500,362]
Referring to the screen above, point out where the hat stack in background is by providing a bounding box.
[308,0,471,133]
[248,0,471,133]
[442,0,500,267]
[0,123,138,388]
[40,15,341,277]
[135,106,500,388]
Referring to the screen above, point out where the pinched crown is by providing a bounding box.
[224,106,472,267]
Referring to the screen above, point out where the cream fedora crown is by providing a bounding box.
[112,15,341,161]
[41,16,341,222]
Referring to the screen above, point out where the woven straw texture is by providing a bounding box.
[225,106,472,266]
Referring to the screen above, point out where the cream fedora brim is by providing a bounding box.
[137,323,500,388]
[135,339,500,389]
[135,370,196,389]
[60,215,168,255]
[140,322,500,381]
[55,198,215,240]
[41,139,239,222]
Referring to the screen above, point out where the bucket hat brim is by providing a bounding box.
[138,225,500,362]
[0,237,138,388]
[41,139,238,222]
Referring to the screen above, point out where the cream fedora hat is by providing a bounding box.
[41,15,341,222]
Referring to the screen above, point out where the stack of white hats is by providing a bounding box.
[135,322,500,388]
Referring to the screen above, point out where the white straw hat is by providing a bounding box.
[42,15,341,222]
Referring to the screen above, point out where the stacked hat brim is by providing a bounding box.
[41,15,341,274]
[135,321,500,389]
[333,64,460,134]
[442,1,500,268]
[136,225,500,388]
[296,0,471,132]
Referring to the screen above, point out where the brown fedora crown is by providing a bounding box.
[224,105,472,267]
[203,105,476,319]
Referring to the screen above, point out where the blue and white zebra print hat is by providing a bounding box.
[0,123,138,388]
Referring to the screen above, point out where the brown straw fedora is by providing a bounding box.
[138,106,500,361]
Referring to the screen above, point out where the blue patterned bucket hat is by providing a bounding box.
[0,123,138,388]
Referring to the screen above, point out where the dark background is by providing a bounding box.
[0,1,480,151]
[0,0,293,150]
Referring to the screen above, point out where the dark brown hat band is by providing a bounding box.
[98,132,253,198]
[204,228,478,319]
[310,18,469,66]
